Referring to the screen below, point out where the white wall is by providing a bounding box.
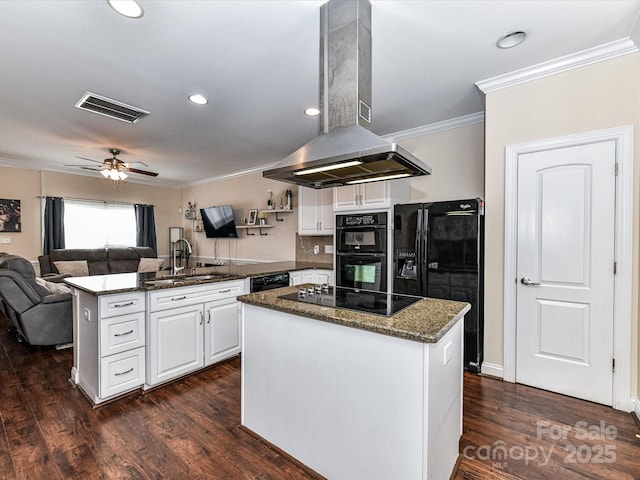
[483,53,640,398]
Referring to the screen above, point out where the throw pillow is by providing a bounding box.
[54,260,89,277]
[35,277,72,294]
[137,257,165,273]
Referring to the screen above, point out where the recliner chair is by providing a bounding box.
[0,254,72,346]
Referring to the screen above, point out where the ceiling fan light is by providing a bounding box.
[107,0,144,19]
[118,171,128,180]
[108,169,120,180]
[100,169,110,178]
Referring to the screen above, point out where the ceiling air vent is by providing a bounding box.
[74,92,150,124]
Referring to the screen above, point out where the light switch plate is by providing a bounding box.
[0,237,11,244]
[325,245,334,254]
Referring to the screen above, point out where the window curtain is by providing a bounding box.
[43,196,65,255]
[134,204,157,255]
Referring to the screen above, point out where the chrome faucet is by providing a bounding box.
[172,238,192,275]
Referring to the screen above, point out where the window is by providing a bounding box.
[64,200,136,249]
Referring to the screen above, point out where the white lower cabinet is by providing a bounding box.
[74,290,146,404]
[146,280,244,387]
[205,298,241,365]
[289,269,334,287]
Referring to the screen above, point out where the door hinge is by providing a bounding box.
[615,162,619,176]
[612,358,616,373]
[613,262,617,275]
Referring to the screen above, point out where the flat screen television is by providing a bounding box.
[200,205,238,238]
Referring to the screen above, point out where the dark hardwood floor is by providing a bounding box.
[1,312,638,479]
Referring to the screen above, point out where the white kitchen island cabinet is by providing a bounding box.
[69,287,147,404]
[239,286,469,480]
[146,280,244,387]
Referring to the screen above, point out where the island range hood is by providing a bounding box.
[263,0,431,189]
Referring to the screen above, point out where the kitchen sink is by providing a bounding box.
[184,274,229,281]
[144,278,185,286]
[145,273,230,287]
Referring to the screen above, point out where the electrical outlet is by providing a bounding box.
[325,245,334,254]
[0,237,11,244]
[313,245,320,255]
[443,341,452,365]
[83,308,91,322]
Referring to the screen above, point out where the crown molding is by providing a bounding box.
[383,112,485,142]
[476,38,638,94]
[0,157,177,188]
[184,161,280,188]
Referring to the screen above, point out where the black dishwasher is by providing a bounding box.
[249,272,290,292]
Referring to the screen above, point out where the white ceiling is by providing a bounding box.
[1,0,639,187]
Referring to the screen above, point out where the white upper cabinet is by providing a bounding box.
[333,180,408,212]
[298,186,335,235]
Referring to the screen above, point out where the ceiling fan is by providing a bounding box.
[66,148,159,181]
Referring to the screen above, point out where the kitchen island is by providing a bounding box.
[238,285,470,480]
[63,261,332,405]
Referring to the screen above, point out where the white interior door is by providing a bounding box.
[515,140,615,405]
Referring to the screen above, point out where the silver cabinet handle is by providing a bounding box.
[359,194,363,205]
[521,277,541,286]
[218,288,231,293]
[199,311,203,325]
[115,368,134,376]
[207,311,211,324]
[319,222,322,230]
[114,301,134,308]
[114,330,134,337]
[171,295,187,301]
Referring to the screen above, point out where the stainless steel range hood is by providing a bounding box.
[263,0,431,189]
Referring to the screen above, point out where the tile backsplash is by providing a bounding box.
[295,234,334,264]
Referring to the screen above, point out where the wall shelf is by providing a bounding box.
[237,225,274,236]
[259,209,293,222]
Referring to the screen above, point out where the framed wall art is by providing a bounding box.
[0,199,20,232]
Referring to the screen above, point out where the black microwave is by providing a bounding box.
[336,212,387,254]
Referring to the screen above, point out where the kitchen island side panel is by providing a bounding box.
[241,303,463,479]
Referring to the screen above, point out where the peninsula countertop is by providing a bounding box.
[238,285,470,344]
[64,261,333,296]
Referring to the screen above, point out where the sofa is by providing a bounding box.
[38,247,161,279]
[0,254,72,346]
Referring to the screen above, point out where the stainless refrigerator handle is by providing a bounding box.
[521,277,541,286]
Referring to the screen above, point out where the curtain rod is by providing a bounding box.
[37,196,155,207]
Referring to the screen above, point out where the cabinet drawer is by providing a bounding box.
[99,291,145,318]
[148,281,245,312]
[99,347,145,398]
[100,311,146,357]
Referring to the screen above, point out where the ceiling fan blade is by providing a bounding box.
[127,167,159,177]
[123,161,148,168]
[75,156,103,164]
[79,166,105,171]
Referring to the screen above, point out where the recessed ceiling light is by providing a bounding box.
[107,0,144,19]
[497,31,527,49]
[304,107,320,116]
[188,94,208,105]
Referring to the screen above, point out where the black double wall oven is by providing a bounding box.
[335,212,388,292]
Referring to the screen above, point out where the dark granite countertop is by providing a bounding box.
[64,261,333,296]
[238,285,470,344]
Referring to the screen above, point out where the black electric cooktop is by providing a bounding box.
[279,285,422,317]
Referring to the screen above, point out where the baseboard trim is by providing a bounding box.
[634,398,640,420]
[481,362,504,379]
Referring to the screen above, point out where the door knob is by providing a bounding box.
[520,277,541,286]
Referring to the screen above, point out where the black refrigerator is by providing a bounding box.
[393,199,484,372]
